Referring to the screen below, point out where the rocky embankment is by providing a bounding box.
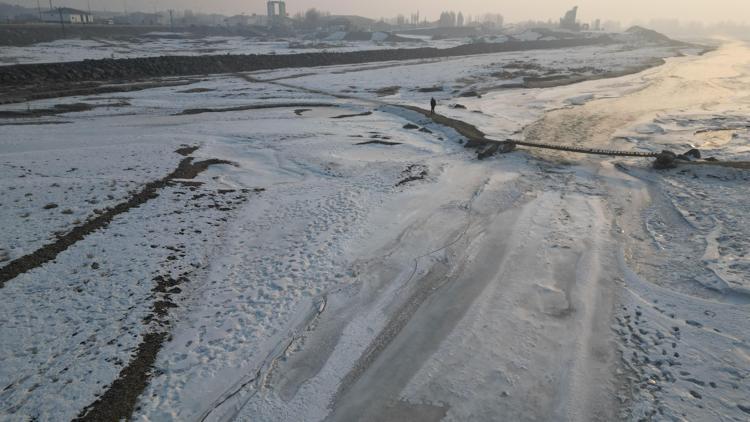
[0,37,616,86]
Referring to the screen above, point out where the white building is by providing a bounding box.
[41,7,93,24]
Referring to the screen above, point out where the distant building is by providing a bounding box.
[267,1,286,27]
[114,12,167,25]
[41,7,93,24]
[559,6,580,31]
[225,14,249,26]
[247,14,267,26]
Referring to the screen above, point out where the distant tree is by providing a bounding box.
[438,11,456,28]
[457,11,464,27]
[304,8,320,29]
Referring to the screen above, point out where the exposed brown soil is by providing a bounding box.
[0,151,232,288]
[0,102,127,118]
[373,86,401,97]
[177,102,337,115]
[417,86,443,93]
[0,121,72,126]
[74,178,258,422]
[396,164,428,186]
[178,87,215,93]
[331,111,372,119]
[356,140,402,146]
[175,145,200,156]
[74,332,168,422]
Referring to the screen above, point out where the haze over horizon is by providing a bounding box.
[7,0,750,24]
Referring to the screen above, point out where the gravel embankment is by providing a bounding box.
[0,37,614,85]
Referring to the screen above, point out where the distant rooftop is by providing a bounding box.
[47,7,91,15]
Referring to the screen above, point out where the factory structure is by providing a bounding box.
[559,6,580,31]
[40,7,93,24]
[267,0,287,27]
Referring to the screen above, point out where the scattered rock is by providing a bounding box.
[478,143,500,160]
[403,123,419,130]
[451,104,467,109]
[43,203,58,210]
[417,86,443,93]
[458,90,481,98]
[396,164,428,186]
[653,150,677,170]
[684,148,701,159]
[418,127,433,134]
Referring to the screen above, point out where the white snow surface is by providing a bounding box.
[1,38,748,422]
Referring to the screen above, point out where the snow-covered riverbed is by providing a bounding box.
[0,39,748,421]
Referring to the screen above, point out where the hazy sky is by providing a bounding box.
[17,0,750,23]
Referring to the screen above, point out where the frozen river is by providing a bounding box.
[0,39,748,421]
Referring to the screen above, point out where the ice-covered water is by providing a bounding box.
[0,38,747,421]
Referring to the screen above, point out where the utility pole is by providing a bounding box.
[168,9,173,31]
[57,7,66,36]
[36,0,42,21]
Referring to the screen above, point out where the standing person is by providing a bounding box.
[430,97,437,115]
